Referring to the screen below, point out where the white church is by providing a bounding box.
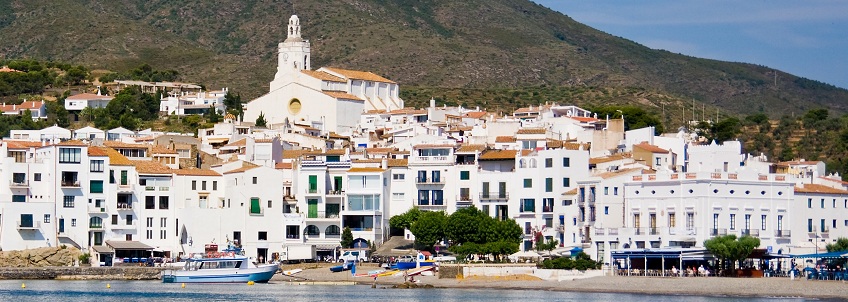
[243,15,404,135]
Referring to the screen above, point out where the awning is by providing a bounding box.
[315,245,339,251]
[792,251,848,259]
[206,137,229,144]
[106,240,154,250]
[92,245,114,254]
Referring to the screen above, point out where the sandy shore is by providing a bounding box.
[274,264,848,299]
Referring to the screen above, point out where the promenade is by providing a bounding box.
[276,265,848,299]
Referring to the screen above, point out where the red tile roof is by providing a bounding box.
[794,184,848,194]
[323,67,396,83]
[495,136,516,143]
[301,70,346,82]
[56,140,86,146]
[4,140,45,149]
[323,91,364,101]
[132,160,172,174]
[87,146,109,157]
[479,150,518,160]
[275,162,293,169]
[104,141,147,149]
[517,128,546,135]
[173,168,221,176]
[0,101,45,112]
[634,142,669,154]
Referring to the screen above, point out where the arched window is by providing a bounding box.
[89,217,102,228]
[519,159,527,168]
[304,225,320,236]
[325,225,341,236]
[529,158,537,168]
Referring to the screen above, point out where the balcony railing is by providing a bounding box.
[306,211,341,219]
[9,180,29,187]
[17,220,40,230]
[416,177,444,184]
[479,192,509,201]
[542,206,554,213]
[741,229,760,237]
[710,228,728,236]
[649,227,659,235]
[608,228,619,235]
[89,224,103,229]
[117,184,133,192]
[88,206,107,214]
[456,195,473,203]
[326,190,344,196]
[306,188,319,194]
[61,180,80,187]
[775,230,791,238]
[595,228,605,235]
[116,203,133,210]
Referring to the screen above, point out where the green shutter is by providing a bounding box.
[308,199,318,218]
[334,176,343,192]
[250,198,261,214]
[309,175,317,192]
[545,178,553,192]
[120,171,128,185]
[90,180,104,193]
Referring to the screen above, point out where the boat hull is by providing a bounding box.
[162,264,278,283]
[395,261,435,270]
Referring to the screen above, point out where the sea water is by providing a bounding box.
[0,280,829,302]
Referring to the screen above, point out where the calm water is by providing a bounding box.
[0,280,827,302]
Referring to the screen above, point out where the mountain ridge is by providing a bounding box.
[0,0,845,117]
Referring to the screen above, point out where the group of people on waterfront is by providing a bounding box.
[670,265,710,277]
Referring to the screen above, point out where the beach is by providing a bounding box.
[275,263,848,299]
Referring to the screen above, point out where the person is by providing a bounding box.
[698,265,705,276]
[671,266,678,277]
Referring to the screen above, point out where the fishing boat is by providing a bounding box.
[329,261,355,272]
[162,246,278,283]
[394,260,435,270]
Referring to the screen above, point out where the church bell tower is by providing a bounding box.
[272,15,311,90]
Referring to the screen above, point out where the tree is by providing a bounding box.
[204,106,221,123]
[255,112,267,127]
[223,91,242,116]
[340,227,354,248]
[826,237,848,252]
[703,235,760,272]
[409,211,447,250]
[389,207,421,231]
[534,232,558,256]
[445,206,487,245]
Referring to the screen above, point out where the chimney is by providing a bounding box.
[430,98,435,108]
[381,158,388,169]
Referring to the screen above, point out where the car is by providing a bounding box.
[433,255,457,262]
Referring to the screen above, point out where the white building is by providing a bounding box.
[65,90,113,112]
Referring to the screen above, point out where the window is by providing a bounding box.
[19,214,33,228]
[418,190,430,205]
[258,231,268,240]
[160,229,167,239]
[833,219,837,229]
[111,215,118,225]
[808,198,812,208]
[432,190,444,205]
[120,170,127,185]
[44,214,51,224]
[808,219,813,233]
[761,215,767,231]
[614,187,618,195]
[669,213,676,227]
[192,180,197,190]
[90,180,104,193]
[199,196,207,208]
[729,214,736,230]
[687,213,694,229]
[126,215,132,225]
[146,196,155,209]
[59,148,81,163]
[523,179,532,188]
[460,171,470,180]
[250,198,261,214]
[821,199,825,209]
[146,217,153,228]
[109,170,115,184]
[90,160,104,172]
[160,217,167,228]
[34,173,41,181]
[305,225,320,236]
[460,188,470,201]
[431,171,441,183]
[777,215,783,231]
[146,230,153,239]
[159,196,169,209]
[63,196,75,208]
[393,193,405,200]
[545,158,553,168]
[744,214,751,231]
[202,181,207,191]
[213,181,217,191]
[392,174,405,180]
[252,177,258,184]
[604,187,608,195]
[71,219,77,227]
[563,178,570,187]
[563,157,570,167]
[544,217,553,228]
[605,206,609,215]
[326,225,341,236]
[12,173,25,184]
[521,199,535,212]
[12,195,26,202]
[545,178,553,192]
[268,200,272,208]
[89,217,102,228]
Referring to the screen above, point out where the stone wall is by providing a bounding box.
[0,267,168,280]
[0,247,82,267]
[438,265,461,279]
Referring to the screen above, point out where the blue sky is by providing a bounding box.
[533,0,848,89]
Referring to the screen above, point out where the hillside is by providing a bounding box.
[1,0,846,117]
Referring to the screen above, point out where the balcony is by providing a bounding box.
[61,180,80,188]
[306,188,319,194]
[116,203,133,210]
[305,211,341,219]
[608,228,619,236]
[557,224,565,232]
[669,227,698,235]
[456,195,473,204]
[88,206,108,214]
[479,192,509,202]
[741,229,760,237]
[89,224,103,229]
[775,230,791,238]
[710,228,728,236]
[649,227,659,235]
[409,155,452,165]
[595,228,605,236]
[415,177,444,185]
[326,190,344,196]
[9,180,29,188]
[117,184,133,193]
[17,220,40,230]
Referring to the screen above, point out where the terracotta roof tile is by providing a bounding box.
[275,162,293,169]
[589,154,629,164]
[224,138,247,147]
[301,70,346,82]
[516,128,546,135]
[132,160,172,174]
[463,111,489,119]
[365,147,395,154]
[595,168,644,180]
[150,145,177,154]
[0,101,46,112]
[387,158,408,167]
[65,93,113,101]
[456,144,486,153]
[495,136,516,143]
[413,144,456,149]
[223,165,260,174]
[794,184,848,194]
[388,108,427,115]
[102,147,133,166]
[777,160,822,166]
[569,116,599,123]
[562,188,579,195]
[323,67,396,83]
[323,91,364,101]
[87,146,109,156]
[282,150,309,159]
[104,141,147,149]
[479,150,518,160]
[56,140,86,146]
[634,142,669,154]
[4,140,44,149]
[173,168,221,176]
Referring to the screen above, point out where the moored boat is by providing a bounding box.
[162,252,278,283]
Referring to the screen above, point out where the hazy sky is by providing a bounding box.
[533,0,848,89]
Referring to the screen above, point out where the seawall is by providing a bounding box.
[0,267,169,280]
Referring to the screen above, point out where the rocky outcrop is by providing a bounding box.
[0,247,82,267]
[0,267,168,280]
